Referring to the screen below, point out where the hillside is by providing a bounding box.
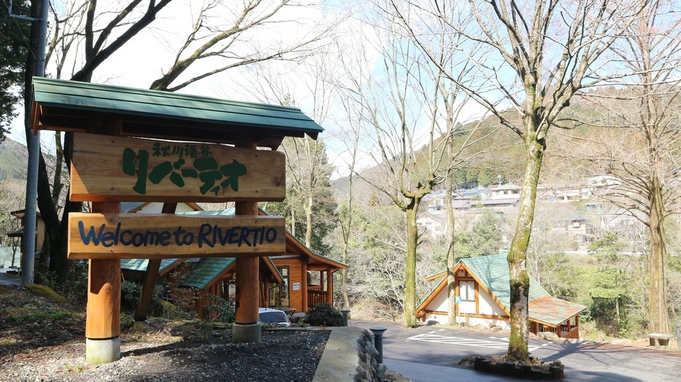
[0,137,27,182]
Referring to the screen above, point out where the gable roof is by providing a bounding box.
[183,208,348,271]
[460,254,550,309]
[417,254,586,326]
[177,256,283,289]
[179,257,236,289]
[121,258,183,275]
[31,77,323,149]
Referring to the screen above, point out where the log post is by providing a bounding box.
[232,137,261,343]
[85,123,122,365]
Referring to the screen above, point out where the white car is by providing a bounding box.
[258,308,291,327]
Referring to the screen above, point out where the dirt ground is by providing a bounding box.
[0,284,329,382]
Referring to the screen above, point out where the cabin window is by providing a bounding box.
[269,266,290,308]
[459,280,476,302]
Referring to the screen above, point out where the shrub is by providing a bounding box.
[305,304,345,327]
[204,294,235,323]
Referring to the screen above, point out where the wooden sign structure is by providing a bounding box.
[30,77,324,366]
[71,133,286,202]
[68,213,285,259]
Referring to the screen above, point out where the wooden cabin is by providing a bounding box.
[416,254,586,339]
[122,207,347,319]
[121,256,282,320]
[269,231,348,314]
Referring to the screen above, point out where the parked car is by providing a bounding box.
[258,308,291,327]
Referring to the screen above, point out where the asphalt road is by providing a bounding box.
[350,320,681,381]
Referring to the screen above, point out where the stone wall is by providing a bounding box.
[353,329,387,382]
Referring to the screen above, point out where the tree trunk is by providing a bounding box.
[341,240,350,308]
[445,156,457,325]
[648,175,670,334]
[507,133,544,361]
[305,194,313,249]
[404,207,419,327]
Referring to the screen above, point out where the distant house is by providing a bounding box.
[461,187,491,200]
[416,254,586,339]
[7,209,46,270]
[417,207,471,239]
[489,184,521,200]
[554,214,594,246]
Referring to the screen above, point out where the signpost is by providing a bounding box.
[68,213,285,259]
[70,133,286,202]
[30,77,323,365]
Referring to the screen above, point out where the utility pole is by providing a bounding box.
[10,0,49,285]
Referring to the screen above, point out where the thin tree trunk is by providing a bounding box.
[305,194,313,249]
[445,142,457,325]
[507,132,544,361]
[404,207,419,327]
[648,175,670,334]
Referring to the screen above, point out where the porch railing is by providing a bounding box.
[560,325,580,339]
[308,290,327,310]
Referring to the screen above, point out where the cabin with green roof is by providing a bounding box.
[120,205,347,319]
[416,254,586,339]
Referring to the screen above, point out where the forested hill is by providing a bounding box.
[333,92,610,196]
[0,138,27,183]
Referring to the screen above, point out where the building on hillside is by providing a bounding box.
[553,213,595,247]
[460,187,491,200]
[417,203,470,239]
[416,254,586,339]
[489,184,521,200]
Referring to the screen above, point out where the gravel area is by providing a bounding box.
[0,285,330,382]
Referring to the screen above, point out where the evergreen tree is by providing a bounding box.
[0,1,30,142]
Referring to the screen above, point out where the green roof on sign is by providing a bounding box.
[31,77,323,148]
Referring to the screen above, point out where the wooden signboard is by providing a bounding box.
[68,213,285,259]
[70,133,286,202]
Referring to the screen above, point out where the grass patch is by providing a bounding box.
[25,284,67,303]
[6,309,78,323]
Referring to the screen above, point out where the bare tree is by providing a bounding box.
[27,0,173,282]
[574,0,681,335]
[392,0,647,360]
[344,1,490,327]
[25,0,333,283]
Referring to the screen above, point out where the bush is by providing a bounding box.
[305,304,345,327]
[204,294,235,323]
[121,281,166,316]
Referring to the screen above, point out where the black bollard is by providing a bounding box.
[341,309,351,326]
[370,326,387,364]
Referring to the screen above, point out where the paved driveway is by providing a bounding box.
[350,320,681,381]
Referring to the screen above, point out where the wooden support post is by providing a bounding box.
[134,202,177,324]
[85,122,121,365]
[86,201,121,364]
[326,270,333,304]
[302,262,308,311]
[233,137,261,343]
